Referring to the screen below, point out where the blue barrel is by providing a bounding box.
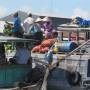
[59,42,78,52]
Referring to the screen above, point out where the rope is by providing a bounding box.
[41,38,60,90]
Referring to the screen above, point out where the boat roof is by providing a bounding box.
[0,36,36,43]
[57,27,90,32]
[59,24,80,28]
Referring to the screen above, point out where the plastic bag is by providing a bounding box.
[28,24,41,35]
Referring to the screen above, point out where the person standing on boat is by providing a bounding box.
[12,12,23,38]
[34,17,44,44]
[24,16,43,45]
[42,17,54,39]
[23,13,34,34]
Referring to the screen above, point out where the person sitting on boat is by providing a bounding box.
[11,12,23,38]
[14,43,30,64]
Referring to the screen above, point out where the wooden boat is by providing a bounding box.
[31,27,90,90]
[47,27,90,90]
[0,36,46,90]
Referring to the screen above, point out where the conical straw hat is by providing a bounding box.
[35,17,42,22]
[42,17,51,22]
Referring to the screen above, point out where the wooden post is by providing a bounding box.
[76,29,79,45]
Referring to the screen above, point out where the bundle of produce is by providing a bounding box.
[3,22,12,36]
[32,45,49,53]
[39,47,49,53]
[41,39,55,47]
[32,39,55,53]
[32,45,41,53]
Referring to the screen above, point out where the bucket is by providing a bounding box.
[59,42,78,52]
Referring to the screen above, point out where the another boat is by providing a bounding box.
[31,27,90,90]
[47,27,90,90]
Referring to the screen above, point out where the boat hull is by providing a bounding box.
[0,65,32,88]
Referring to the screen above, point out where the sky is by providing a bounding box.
[0,0,90,19]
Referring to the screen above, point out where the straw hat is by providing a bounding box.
[35,17,42,23]
[42,16,51,22]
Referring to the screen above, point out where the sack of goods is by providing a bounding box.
[32,39,55,53]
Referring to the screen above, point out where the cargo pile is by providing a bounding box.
[32,38,78,54]
[32,39,55,53]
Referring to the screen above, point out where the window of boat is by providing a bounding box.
[4,42,31,64]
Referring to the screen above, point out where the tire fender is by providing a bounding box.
[66,71,81,86]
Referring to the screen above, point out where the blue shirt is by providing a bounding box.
[15,48,30,64]
[12,17,21,33]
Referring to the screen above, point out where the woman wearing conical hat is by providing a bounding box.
[35,17,42,23]
[29,17,43,44]
[35,17,45,33]
[35,17,43,28]
[42,16,53,39]
[42,16,53,32]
